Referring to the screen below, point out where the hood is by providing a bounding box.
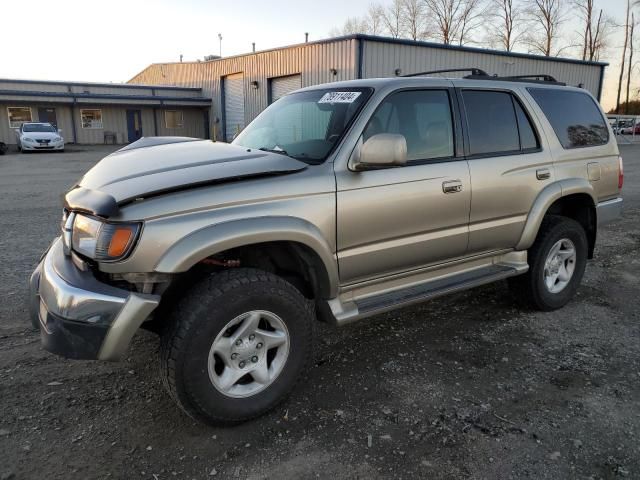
[76,138,308,206]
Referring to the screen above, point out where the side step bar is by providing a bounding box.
[332,263,525,325]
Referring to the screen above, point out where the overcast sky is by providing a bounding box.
[0,0,631,109]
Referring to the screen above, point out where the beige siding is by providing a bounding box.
[361,40,603,97]
[128,39,359,140]
[0,103,73,144]
[155,108,205,138]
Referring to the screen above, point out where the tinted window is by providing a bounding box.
[462,90,519,155]
[513,99,539,150]
[528,88,608,148]
[363,90,454,162]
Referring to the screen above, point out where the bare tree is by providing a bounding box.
[423,0,486,45]
[364,3,386,35]
[457,0,486,45]
[523,0,566,56]
[626,13,635,112]
[616,0,630,113]
[329,17,368,36]
[486,0,523,51]
[381,0,406,37]
[402,0,426,40]
[574,0,610,61]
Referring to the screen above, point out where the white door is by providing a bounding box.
[270,74,302,103]
[224,73,245,141]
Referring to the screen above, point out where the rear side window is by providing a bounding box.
[528,88,609,148]
[514,100,539,150]
[462,91,520,155]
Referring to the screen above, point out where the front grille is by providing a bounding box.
[36,139,50,144]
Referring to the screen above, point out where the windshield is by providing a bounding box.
[23,123,56,133]
[233,88,371,163]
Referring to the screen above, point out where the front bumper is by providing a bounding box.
[29,238,159,360]
[22,141,64,151]
[597,197,623,226]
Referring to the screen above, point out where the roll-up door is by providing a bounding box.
[224,72,245,141]
[270,74,302,103]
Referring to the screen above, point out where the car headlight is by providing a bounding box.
[23,137,34,142]
[53,136,62,142]
[72,214,141,261]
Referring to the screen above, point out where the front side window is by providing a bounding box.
[528,88,608,148]
[165,110,184,129]
[462,90,520,155]
[81,109,103,129]
[8,107,32,128]
[233,88,371,163]
[363,89,454,162]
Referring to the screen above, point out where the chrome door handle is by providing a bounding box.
[536,168,551,180]
[442,180,463,194]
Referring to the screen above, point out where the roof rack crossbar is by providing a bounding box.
[402,67,489,78]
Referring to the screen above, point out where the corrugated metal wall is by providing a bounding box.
[128,38,359,140]
[128,37,605,140]
[361,40,603,97]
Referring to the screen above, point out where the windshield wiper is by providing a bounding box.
[259,147,289,156]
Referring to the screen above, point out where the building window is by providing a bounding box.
[81,109,103,129]
[7,107,32,128]
[165,110,184,129]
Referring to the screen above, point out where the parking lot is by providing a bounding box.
[1,145,639,480]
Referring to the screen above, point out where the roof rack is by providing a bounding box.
[464,73,566,86]
[402,68,489,78]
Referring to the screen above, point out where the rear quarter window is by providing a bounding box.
[528,88,609,149]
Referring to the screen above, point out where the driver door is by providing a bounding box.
[335,88,471,285]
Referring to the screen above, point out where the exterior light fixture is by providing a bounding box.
[394,68,402,76]
[329,68,338,76]
[250,80,259,89]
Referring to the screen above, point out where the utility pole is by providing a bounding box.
[218,33,223,57]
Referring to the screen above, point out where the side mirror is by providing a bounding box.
[350,133,407,171]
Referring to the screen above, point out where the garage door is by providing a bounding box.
[270,74,302,103]
[224,72,245,141]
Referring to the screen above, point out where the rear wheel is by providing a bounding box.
[160,268,314,424]
[509,215,588,311]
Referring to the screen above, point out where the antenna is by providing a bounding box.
[305,32,309,43]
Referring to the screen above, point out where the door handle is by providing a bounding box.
[536,168,551,180]
[442,180,463,194]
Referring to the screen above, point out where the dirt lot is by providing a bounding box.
[1,145,638,480]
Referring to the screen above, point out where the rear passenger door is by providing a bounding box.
[456,85,554,255]
[336,88,471,284]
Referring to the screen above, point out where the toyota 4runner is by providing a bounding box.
[29,71,623,424]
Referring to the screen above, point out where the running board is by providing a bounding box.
[330,263,524,325]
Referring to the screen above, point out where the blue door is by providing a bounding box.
[126,110,142,142]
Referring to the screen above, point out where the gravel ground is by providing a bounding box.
[0,145,638,480]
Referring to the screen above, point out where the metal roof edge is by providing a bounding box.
[0,77,203,92]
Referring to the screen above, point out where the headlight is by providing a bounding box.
[23,137,34,142]
[72,214,141,261]
[53,136,62,142]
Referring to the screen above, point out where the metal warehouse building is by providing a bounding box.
[129,34,607,142]
[0,79,211,145]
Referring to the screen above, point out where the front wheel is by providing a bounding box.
[160,268,314,424]
[509,215,588,311]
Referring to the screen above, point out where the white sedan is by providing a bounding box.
[15,122,64,152]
